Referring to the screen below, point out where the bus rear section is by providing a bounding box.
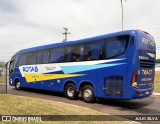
[130,30,156,99]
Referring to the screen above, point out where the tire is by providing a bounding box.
[65,83,77,100]
[82,85,95,103]
[15,80,21,90]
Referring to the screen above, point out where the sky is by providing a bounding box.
[0,0,160,61]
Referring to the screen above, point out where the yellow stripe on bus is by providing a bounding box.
[24,74,85,83]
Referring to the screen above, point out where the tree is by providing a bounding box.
[156,59,160,63]
[0,61,5,76]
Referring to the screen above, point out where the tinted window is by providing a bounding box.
[129,36,134,47]
[84,41,105,61]
[68,45,84,62]
[17,54,26,66]
[50,47,65,63]
[37,50,49,64]
[26,52,36,65]
[9,55,18,74]
[65,46,72,62]
[106,36,128,58]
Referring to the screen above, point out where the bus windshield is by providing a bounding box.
[9,55,17,75]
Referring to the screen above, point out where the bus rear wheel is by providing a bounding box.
[15,80,21,90]
[65,83,77,100]
[82,85,95,103]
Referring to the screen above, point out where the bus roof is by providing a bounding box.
[16,30,137,54]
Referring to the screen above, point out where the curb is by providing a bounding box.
[153,92,160,95]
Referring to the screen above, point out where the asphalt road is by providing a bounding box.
[5,85,160,123]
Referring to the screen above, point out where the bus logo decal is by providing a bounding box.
[23,66,38,72]
[142,38,155,46]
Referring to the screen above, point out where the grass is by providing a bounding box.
[0,94,102,115]
[0,94,130,124]
[154,71,160,93]
[0,76,5,85]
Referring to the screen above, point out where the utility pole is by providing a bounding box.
[120,0,123,31]
[120,0,126,31]
[62,27,70,42]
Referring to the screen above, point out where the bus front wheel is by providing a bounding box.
[15,80,21,90]
[65,83,77,100]
[82,85,95,103]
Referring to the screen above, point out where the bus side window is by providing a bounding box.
[37,50,49,64]
[71,45,84,62]
[84,44,92,61]
[26,52,37,65]
[16,54,26,67]
[65,46,72,62]
[85,41,105,61]
[79,45,84,61]
[50,47,65,63]
[71,46,80,62]
[106,37,127,58]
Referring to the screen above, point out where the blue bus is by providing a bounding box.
[8,30,156,102]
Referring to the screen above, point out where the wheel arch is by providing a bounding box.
[13,77,20,86]
[79,81,95,92]
[63,79,77,92]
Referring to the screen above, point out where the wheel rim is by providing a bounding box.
[16,82,20,89]
[67,87,74,97]
[84,89,92,100]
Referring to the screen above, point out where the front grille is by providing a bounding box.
[140,60,155,68]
